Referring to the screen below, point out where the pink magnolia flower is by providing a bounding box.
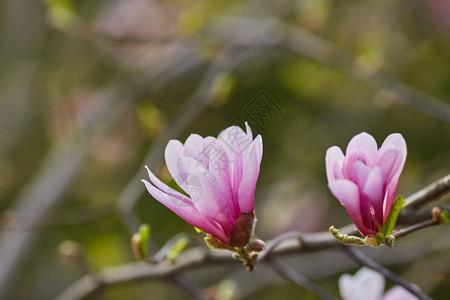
[326,132,407,236]
[142,123,262,246]
[339,267,418,300]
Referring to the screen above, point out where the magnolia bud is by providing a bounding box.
[205,234,235,251]
[58,240,83,261]
[131,224,150,261]
[384,235,395,248]
[166,236,189,263]
[246,239,266,252]
[431,207,441,223]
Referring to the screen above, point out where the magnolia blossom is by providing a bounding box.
[142,123,262,246]
[339,267,418,300]
[326,132,407,236]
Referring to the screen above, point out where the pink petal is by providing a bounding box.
[237,135,263,213]
[343,152,370,180]
[203,140,238,220]
[141,179,229,243]
[383,180,399,223]
[217,125,253,165]
[375,149,398,182]
[245,121,253,139]
[144,166,190,205]
[346,132,378,166]
[328,179,374,236]
[362,167,385,225]
[339,267,385,300]
[164,139,186,190]
[217,138,243,211]
[177,156,236,235]
[348,160,371,188]
[325,146,345,183]
[383,286,418,300]
[377,133,407,221]
[199,137,218,169]
[183,134,204,160]
[377,134,406,183]
[217,126,250,206]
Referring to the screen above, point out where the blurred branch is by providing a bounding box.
[403,174,450,209]
[284,24,450,124]
[170,272,208,300]
[268,256,336,300]
[398,205,450,225]
[212,16,450,124]
[1,206,117,230]
[343,246,432,300]
[393,219,440,241]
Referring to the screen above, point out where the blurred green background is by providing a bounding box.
[0,0,449,299]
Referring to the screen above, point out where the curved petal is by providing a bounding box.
[383,180,399,223]
[203,140,237,219]
[348,160,371,188]
[377,133,407,221]
[237,135,263,213]
[325,146,345,183]
[144,166,191,205]
[177,156,235,235]
[164,139,187,191]
[217,138,243,210]
[245,121,253,139]
[217,126,250,207]
[339,267,385,300]
[383,286,418,300]
[377,133,406,184]
[200,137,217,169]
[217,125,253,165]
[339,274,359,300]
[141,179,229,243]
[184,134,204,160]
[362,166,385,226]
[329,179,373,236]
[346,132,378,166]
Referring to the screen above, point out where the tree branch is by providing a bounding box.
[403,174,450,209]
[392,219,440,240]
[268,256,336,300]
[170,272,208,300]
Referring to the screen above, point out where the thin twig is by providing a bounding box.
[1,207,117,230]
[403,174,450,209]
[214,16,450,124]
[392,219,439,240]
[343,246,432,300]
[398,205,450,225]
[268,256,336,300]
[170,272,208,300]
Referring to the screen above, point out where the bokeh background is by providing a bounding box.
[0,0,449,299]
